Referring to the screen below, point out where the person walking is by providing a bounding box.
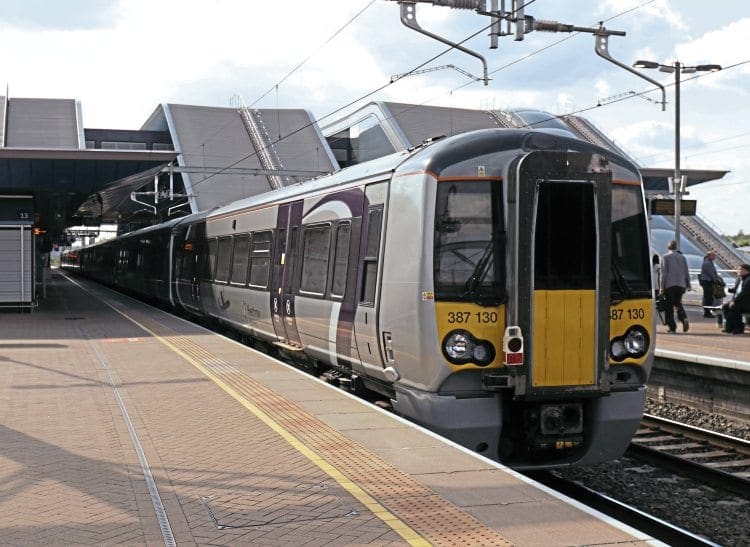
[651,254,661,298]
[698,251,721,317]
[721,263,750,334]
[660,239,692,333]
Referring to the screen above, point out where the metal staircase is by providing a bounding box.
[487,109,525,128]
[680,215,744,270]
[561,115,632,158]
[232,94,293,190]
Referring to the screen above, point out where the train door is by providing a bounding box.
[173,223,203,313]
[352,182,389,376]
[271,201,304,348]
[514,151,611,392]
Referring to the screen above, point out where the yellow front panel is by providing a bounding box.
[435,302,505,370]
[608,297,653,365]
[532,290,596,387]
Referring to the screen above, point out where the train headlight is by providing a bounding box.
[444,331,471,360]
[442,330,495,366]
[472,342,494,363]
[609,326,650,361]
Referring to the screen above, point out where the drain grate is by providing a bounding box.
[201,482,358,529]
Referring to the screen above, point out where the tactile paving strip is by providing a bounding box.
[111,302,514,546]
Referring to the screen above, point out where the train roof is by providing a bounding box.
[201,128,641,221]
[204,148,414,220]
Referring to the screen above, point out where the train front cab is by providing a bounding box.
[389,135,653,469]
[501,149,654,468]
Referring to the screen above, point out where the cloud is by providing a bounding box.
[677,17,750,77]
[602,0,687,30]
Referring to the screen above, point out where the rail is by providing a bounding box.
[632,414,750,496]
[526,470,717,546]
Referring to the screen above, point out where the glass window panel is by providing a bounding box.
[331,223,351,297]
[300,225,331,294]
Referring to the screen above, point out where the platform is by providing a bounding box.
[654,303,750,368]
[0,269,659,546]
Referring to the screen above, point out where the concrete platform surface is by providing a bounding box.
[0,270,658,546]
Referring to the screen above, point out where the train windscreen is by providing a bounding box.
[611,183,651,298]
[433,180,505,305]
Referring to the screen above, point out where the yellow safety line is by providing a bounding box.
[100,299,430,545]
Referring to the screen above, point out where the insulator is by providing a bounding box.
[432,0,482,10]
[532,19,574,33]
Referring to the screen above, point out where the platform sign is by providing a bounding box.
[650,199,697,216]
[0,195,34,224]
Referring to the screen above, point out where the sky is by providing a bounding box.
[1,0,748,234]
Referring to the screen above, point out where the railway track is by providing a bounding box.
[631,413,750,496]
[525,470,720,546]
[542,413,750,545]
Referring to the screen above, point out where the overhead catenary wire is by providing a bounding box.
[186,8,506,191]
[248,0,378,108]
[183,0,590,190]
[178,0,378,169]
[186,0,739,194]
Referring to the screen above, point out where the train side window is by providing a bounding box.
[215,237,232,283]
[249,231,272,288]
[330,222,351,298]
[230,234,251,285]
[203,238,218,281]
[360,206,383,306]
[134,249,143,272]
[300,224,331,295]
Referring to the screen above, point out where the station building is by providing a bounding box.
[0,94,742,308]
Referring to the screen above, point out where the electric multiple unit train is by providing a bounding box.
[63,128,655,469]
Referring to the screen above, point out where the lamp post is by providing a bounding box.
[632,60,721,249]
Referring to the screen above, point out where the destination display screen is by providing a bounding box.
[650,199,697,216]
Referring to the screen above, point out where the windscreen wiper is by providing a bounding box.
[611,260,632,303]
[464,238,501,306]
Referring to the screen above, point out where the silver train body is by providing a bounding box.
[64,129,655,469]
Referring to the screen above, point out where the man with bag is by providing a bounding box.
[722,263,750,334]
[698,251,722,317]
[660,240,692,333]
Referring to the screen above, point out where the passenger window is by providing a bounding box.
[331,222,351,298]
[215,237,232,283]
[360,206,383,305]
[230,235,251,285]
[249,231,272,288]
[300,224,331,295]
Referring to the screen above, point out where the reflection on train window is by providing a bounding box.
[434,181,504,303]
[176,243,197,281]
[331,222,351,298]
[204,238,218,281]
[300,224,331,295]
[535,181,596,290]
[249,231,272,288]
[215,237,232,283]
[611,184,651,297]
[230,235,250,285]
[360,206,383,305]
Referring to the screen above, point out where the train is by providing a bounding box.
[62,128,655,469]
